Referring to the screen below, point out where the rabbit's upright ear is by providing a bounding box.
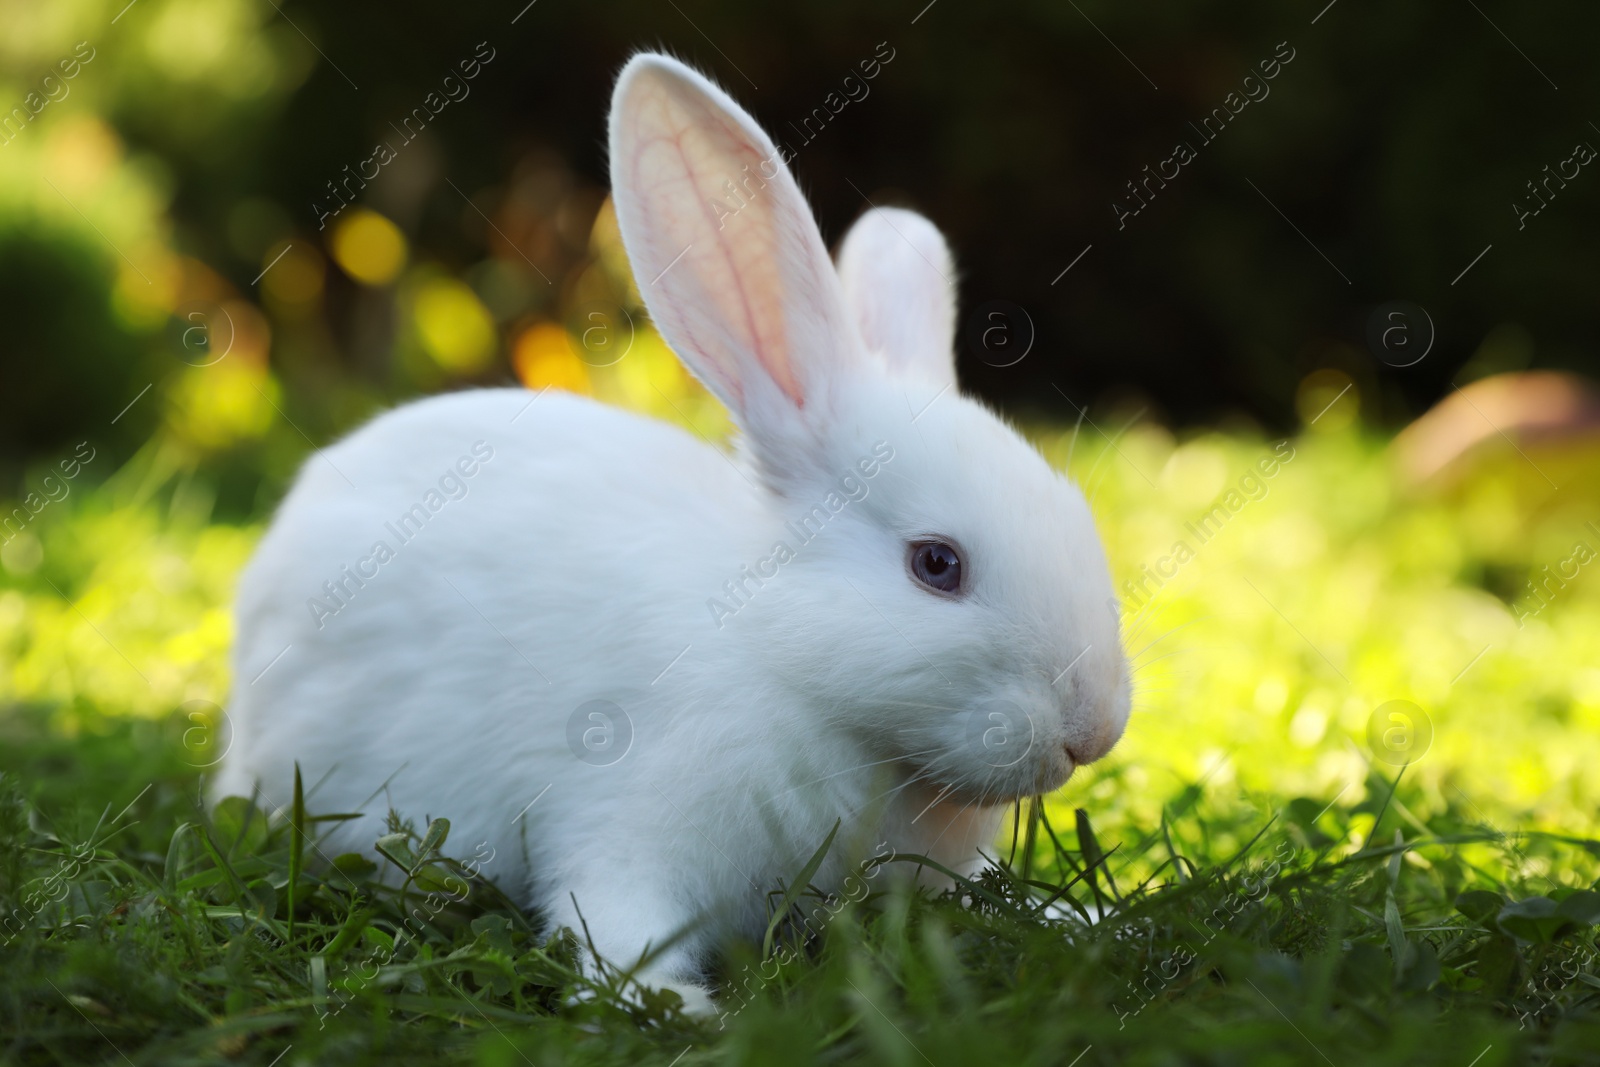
[609,54,861,457]
[836,208,958,389]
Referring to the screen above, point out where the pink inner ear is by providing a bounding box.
[622,74,807,410]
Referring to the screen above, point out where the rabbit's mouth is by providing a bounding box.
[912,751,1075,808]
[899,700,1078,804]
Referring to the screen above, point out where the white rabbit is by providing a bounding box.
[215,52,1130,1014]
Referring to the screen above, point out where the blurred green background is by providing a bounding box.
[2,1,1598,834]
[3,0,1599,493]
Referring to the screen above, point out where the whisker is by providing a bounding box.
[770,746,946,800]
[1119,600,1167,648]
[1083,412,1147,505]
[849,762,952,823]
[1081,445,1117,506]
[873,698,969,712]
[1064,404,1089,479]
[921,793,981,856]
[1118,609,1168,658]
[1131,648,1194,673]
[1127,616,1212,663]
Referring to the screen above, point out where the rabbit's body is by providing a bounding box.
[219,385,1004,1004]
[220,53,1129,1013]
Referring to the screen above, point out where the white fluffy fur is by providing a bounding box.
[216,53,1129,1012]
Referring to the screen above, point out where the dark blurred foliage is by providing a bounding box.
[3,0,1597,484]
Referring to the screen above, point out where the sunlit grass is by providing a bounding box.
[2,407,1598,1064]
[1031,415,1600,884]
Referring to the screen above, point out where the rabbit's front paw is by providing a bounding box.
[654,978,717,1017]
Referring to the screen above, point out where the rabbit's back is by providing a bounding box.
[216,387,761,875]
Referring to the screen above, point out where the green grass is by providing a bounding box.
[3,416,1600,1065]
[2,705,1598,1066]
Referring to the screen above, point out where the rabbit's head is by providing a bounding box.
[610,54,1129,804]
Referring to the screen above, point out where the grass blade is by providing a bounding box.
[288,763,305,942]
[763,818,840,960]
[1020,796,1042,883]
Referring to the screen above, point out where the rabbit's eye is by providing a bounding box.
[909,540,963,596]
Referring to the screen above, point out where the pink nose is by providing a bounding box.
[1068,701,1125,765]
[1088,703,1126,764]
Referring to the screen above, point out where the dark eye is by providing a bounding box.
[909,540,963,596]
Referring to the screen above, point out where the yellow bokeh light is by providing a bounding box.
[413,278,496,374]
[260,241,324,310]
[611,326,685,407]
[44,116,121,192]
[330,209,407,286]
[512,322,591,394]
[145,0,234,77]
[164,358,276,451]
[1296,368,1358,431]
